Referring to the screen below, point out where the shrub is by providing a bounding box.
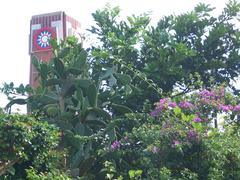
[97,88,240,179]
[26,168,71,180]
[0,113,60,178]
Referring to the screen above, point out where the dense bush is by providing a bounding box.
[26,168,71,180]
[0,113,61,178]
[95,88,240,179]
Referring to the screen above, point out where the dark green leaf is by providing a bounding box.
[85,107,111,120]
[40,63,48,81]
[54,58,65,78]
[86,84,98,107]
[111,103,133,114]
[6,98,26,110]
[70,145,84,168]
[79,157,95,176]
[74,122,85,136]
[75,50,87,68]
[49,38,58,50]
[46,78,62,86]
[74,79,92,89]
[31,57,40,71]
[85,119,107,127]
[67,67,83,75]
[114,73,132,85]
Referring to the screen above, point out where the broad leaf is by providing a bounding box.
[86,84,98,107]
[40,63,48,81]
[111,103,133,114]
[46,78,62,86]
[5,98,26,111]
[79,157,95,176]
[75,50,87,68]
[67,67,83,75]
[114,73,132,85]
[85,107,111,120]
[54,58,65,78]
[85,119,107,127]
[74,79,92,89]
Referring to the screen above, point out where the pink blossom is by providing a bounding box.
[158,99,169,109]
[171,140,180,148]
[233,105,240,112]
[219,104,233,112]
[193,117,202,123]
[187,130,197,139]
[219,88,225,97]
[111,140,121,150]
[151,98,170,116]
[178,101,194,109]
[199,89,215,98]
[150,110,159,117]
[159,98,168,104]
[168,101,177,108]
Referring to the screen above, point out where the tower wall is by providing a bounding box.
[29,11,81,88]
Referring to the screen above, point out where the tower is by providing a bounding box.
[29,11,81,88]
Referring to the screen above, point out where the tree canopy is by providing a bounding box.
[89,0,240,98]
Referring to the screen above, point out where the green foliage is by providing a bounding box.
[93,87,240,179]
[0,113,60,178]
[1,37,134,178]
[89,1,240,117]
[26,168,71,180]
[206,126,240,179]
[143,0,240,94]
[128,169,142,179]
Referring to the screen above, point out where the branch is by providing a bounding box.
[0,159,19,176]
[170,84,191,98]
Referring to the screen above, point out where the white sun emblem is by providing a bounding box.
[37,31,52,48]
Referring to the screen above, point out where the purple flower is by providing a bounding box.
[157,98,169,109]
[193,117,202,123]
[234,105,240,112]
[159,98,168,104]
[199,89,215,98]
[219,104,233,112]
[178,101,194,109]
[150,110,159,117]
[187,130,197,139]
[220,88,225,97]
[171,140,180,148]
[111,140,121,150]
[151,98,170,116]
[168,101,177,108]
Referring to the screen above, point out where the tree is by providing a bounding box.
[2,37,133,178]
[88,0,240,108]
[142,0,240,93]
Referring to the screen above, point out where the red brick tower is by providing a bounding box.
[29,11,81,88]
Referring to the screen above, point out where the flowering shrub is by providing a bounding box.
[98,88,240,179]
[152,88,240,126]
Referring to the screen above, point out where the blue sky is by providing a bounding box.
[0,0,230,109]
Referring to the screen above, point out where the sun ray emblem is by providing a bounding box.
[33,27,56,51]
[37,31,52,48]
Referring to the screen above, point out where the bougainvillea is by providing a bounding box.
[102,87,240,179]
